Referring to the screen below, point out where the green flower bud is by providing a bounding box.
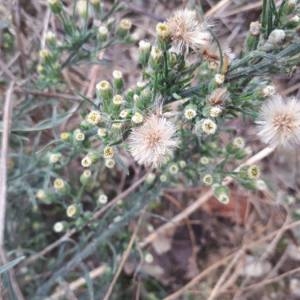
[48,0,62,14]
[112,70,124,92]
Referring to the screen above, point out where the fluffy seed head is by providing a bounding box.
[128,114,178,168]
[166,9,211,54]
[257,95,300,148]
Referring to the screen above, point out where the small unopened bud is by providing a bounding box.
[53,178,68,193]
[73,129,85,142]
[215,73,225,85]
[268,29,286,45]
[76,0,89,18]
[156,22,170,40]
[203,174,213,186]
[105,158,115,168]
[209,106,222,118]
[96,80,112,102]
[138,40,151,66]
[98,193,108,204]
[45,31,56,46]
[112,70,124,92]
[98,26,108,42]
[36,189,47,201]
[80,169,92,185]
[262,85,276,97]
[132,112,144,124]
[214,186,230,204]
[184,105,197,120]
[66,204,79,218]
[249,21,261,36]
[168,163,179,175]
[233,137,245,149]
[48,0,62,14]
[60,132,71,141]
[117,19,132,38]
[53,221,66,233]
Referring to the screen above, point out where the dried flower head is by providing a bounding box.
[257,95,300,148]
[128,114,178,168]
[208,87,229,106]
[166,9,211,54]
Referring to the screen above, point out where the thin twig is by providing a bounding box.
[24,174,147,266]
[103,214,143,300]
[140,146,275,248]
[46,265,108,300]
[0,82,15,246]
[163,219,300,300]
[207,249,244,300]
[0,82,25,300]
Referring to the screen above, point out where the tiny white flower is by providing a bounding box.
[113,95,124,105]
[215,73,225,85]
[53,222,64,233]
[209,106,222,118]
[201,119,217,135]
[184,106,197,120]
[97,128,107,137]
[98,194,108,204]
[86,110,101,125]
[112,70,122,80]
[233,137,245,149]
[105,158,115,168]
[120,109,129,118]
[262,85,276,97]
[132,112,144,124]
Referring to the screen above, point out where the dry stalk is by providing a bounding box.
[163,219,300,300]
[102,214,143,300]
[0,82,15,246]
[46,265,107,300]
